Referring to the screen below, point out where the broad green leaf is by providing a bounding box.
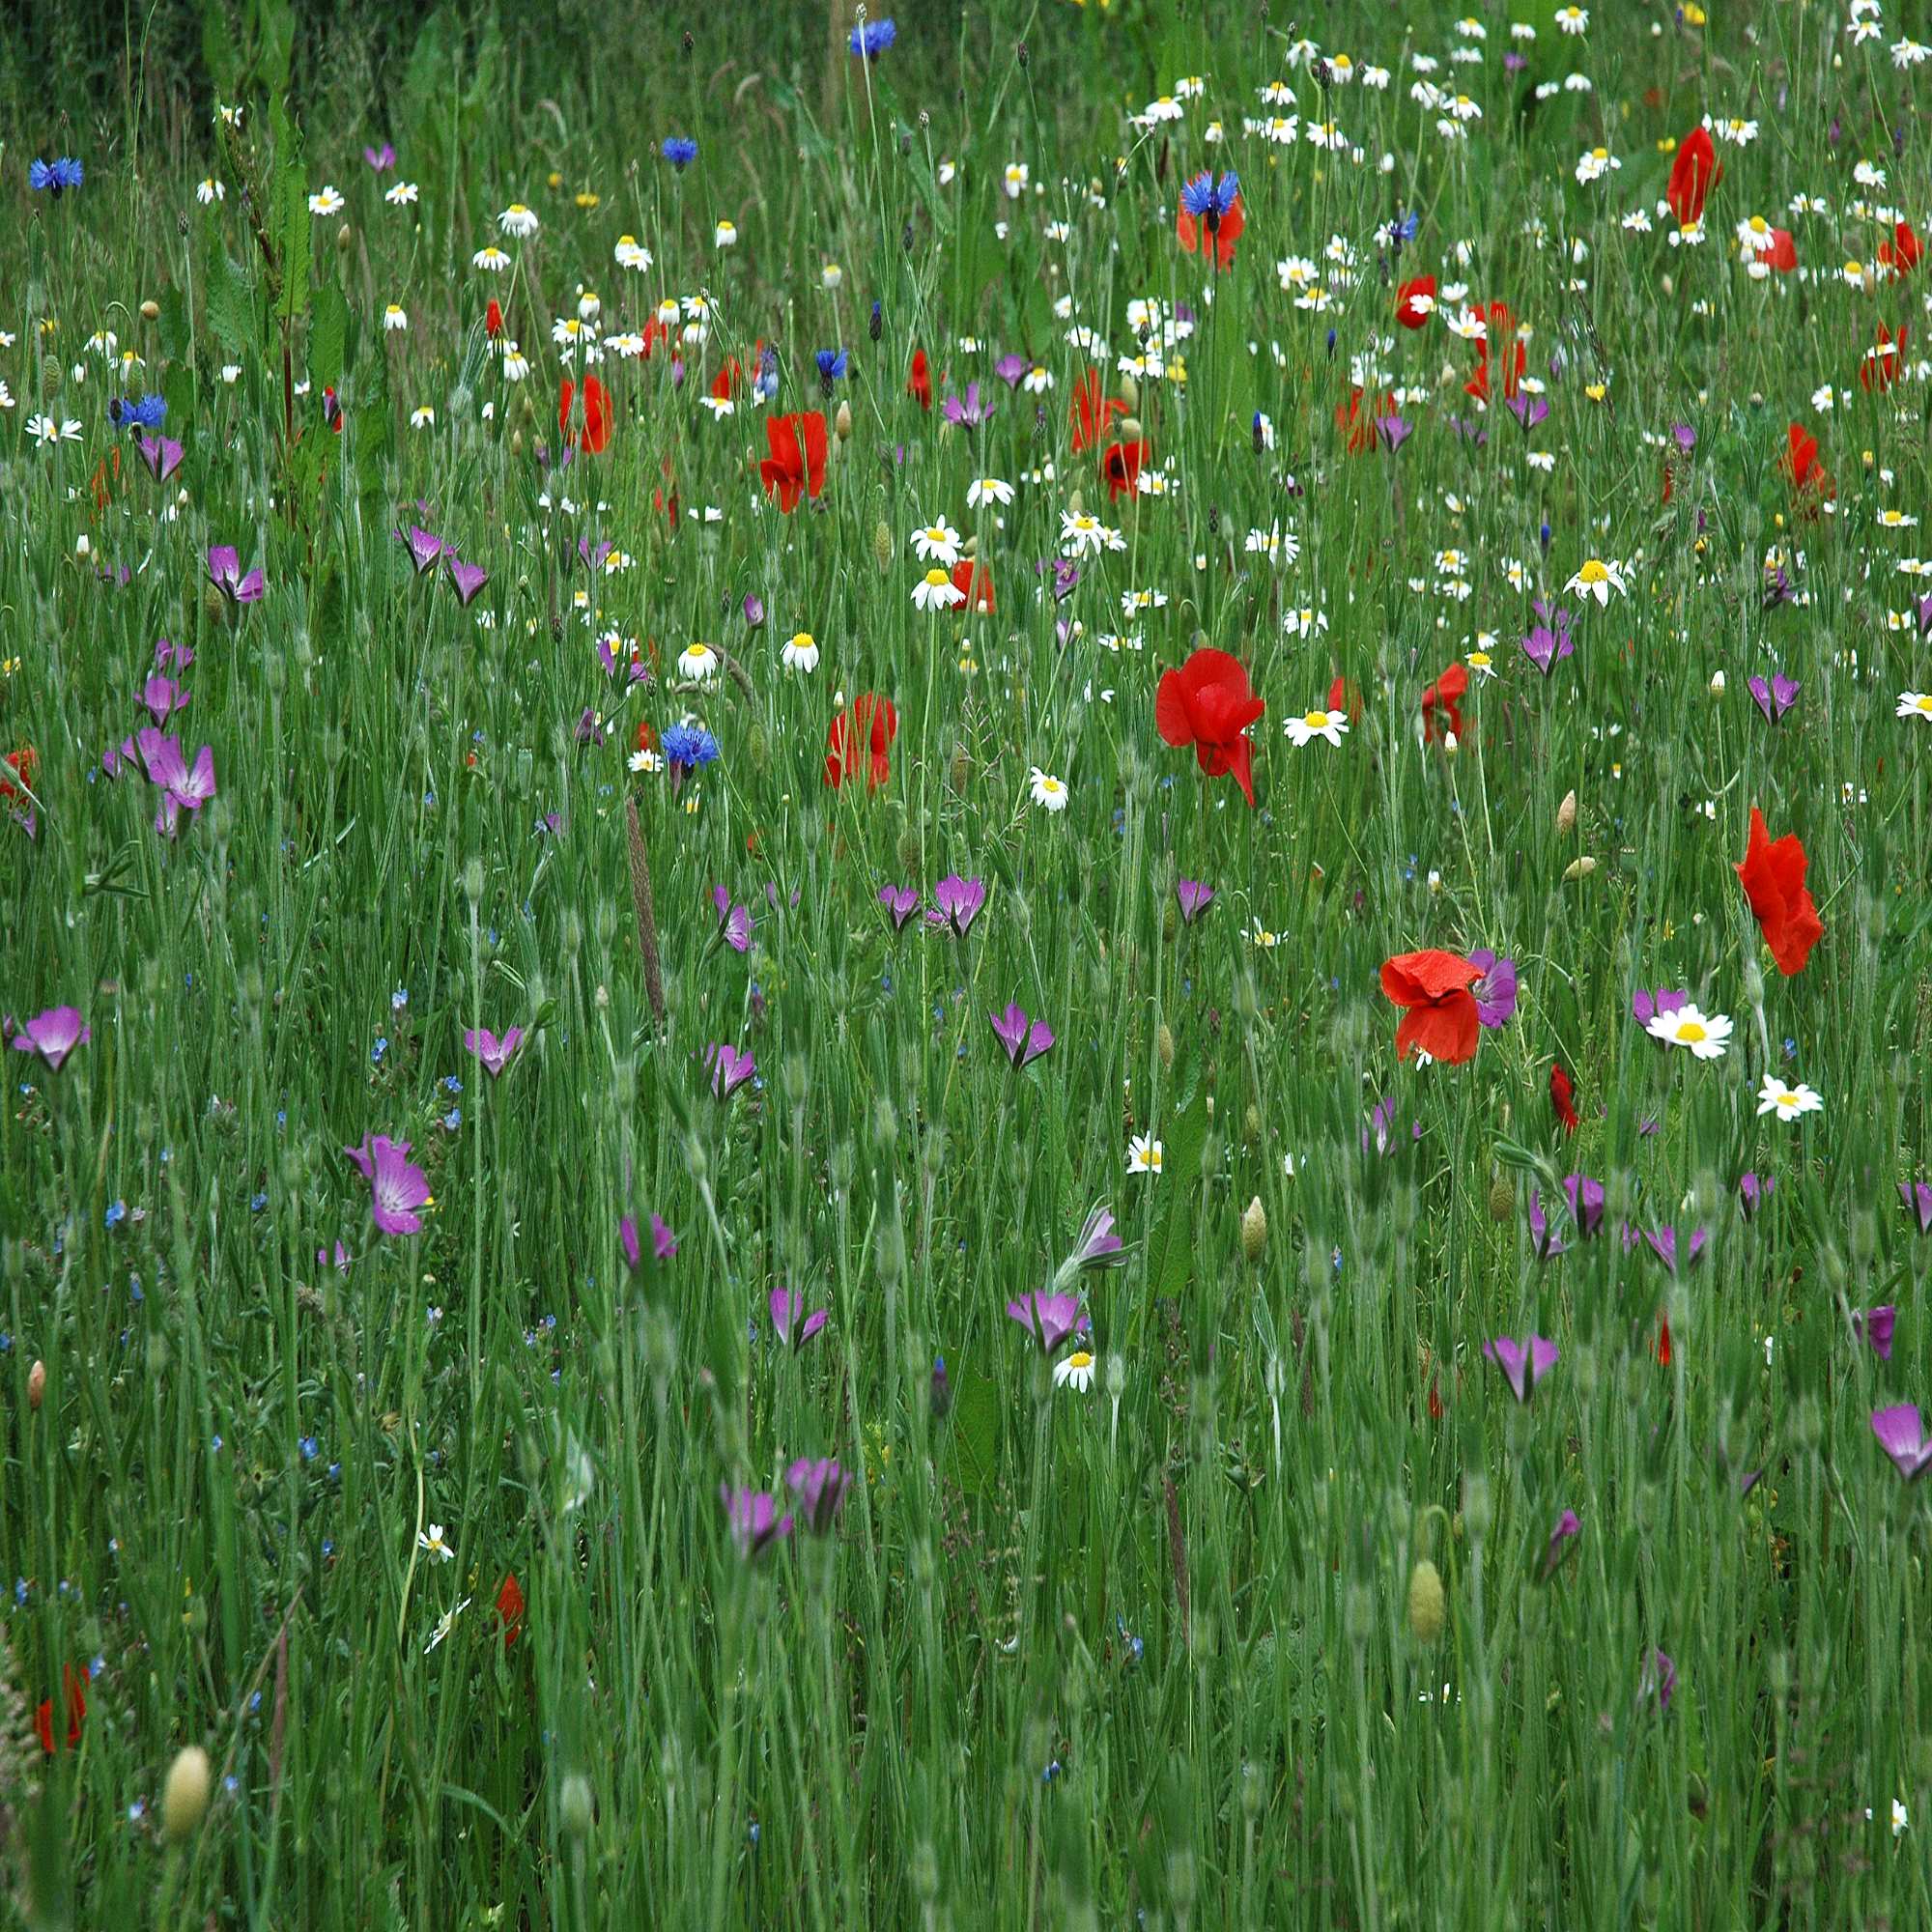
[310,279,349,393]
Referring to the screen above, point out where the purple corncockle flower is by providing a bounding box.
[1520,601,1575,677]
[445,555,488,607]
[207,545,265,605]
[1006,1292,1087,1354]
[706,1041,756,1099]
[597,638,646,684]
[319,1240,351,1274]
[769,1286,829,1350]
[101,736,138,779]
[1563,1174,1605,1237]
[1527,1189,1566,1261]
[942,382,991,428]
[577,537,612,574]
[1506,390,1550,432]
[1048,557,1081,603]
[1483,1333,1558,1403]
[712,885,753,953]
[1065,1205,1125,1272]
[139,435,183,482]
[785,1458,852,1535]
[879,884,920,932]
[135,728,216,835]
[1175,879,1215,924]
[1363,1096,1422,1156]
[574,708,607,748]
[619,1212,677,1268]
[1377,413,1412,453]
[10,1006,90,1070]
[1645,1650,1677,1715]
[742,592,765,630]
[141,675,190,724]
[720,1486,792,1558]
[464,1026,525,1077]
[343,1133,432,1236]
[154,639,193,671]
[1872,1405,1932,1478]
[1622,1222,1708,1273]
[1917,595,1932,638]
[400,525,443,574]
[1542,1509,1581,1579]
[993,353,1028,389]
[1632,987,1689,1028]
[1855,1305,1896,1361]
[1748,673,1799,724]
[1446,414,1488,447]
[1902,1181,1932,1236]
[364,143,395,172]
[930,874,985,937]
[1737,1173,1774,1218]
[1466,950,1519,1028]
[1672,423,1696,454]
[989,1002,1054,1069]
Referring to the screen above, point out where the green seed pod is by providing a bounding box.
[1156,1022,1175,1070]
[1240,1196,1267,1264]
[1407,1559,1446,1643]
[1489,1173,1515,1223]
[162,1745,213,1843]
[872,521,894,573]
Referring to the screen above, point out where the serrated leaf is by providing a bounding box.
[158,284,189,363]
[205,253,254,354]
[272,96,310,324]
[1142,1085,1210,1327]
[948,1364,999,1498]
[163,362,196,436]
[310,279,348,392]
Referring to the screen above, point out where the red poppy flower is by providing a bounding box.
[1427,1377,1445,1422]
[1860,320,1908,393]
[1666,128,1721,228]
[1069,368,1126,455]
[496,1572,526,1649]
[825,694,897,790]
[484,298,504,338]
[1335,385,1398,456]
[322,386,345,435]
[635,717,658,758]
[653,455,681,530]
[907,346,931,411]
[1464,300,1524,404]
[1326,674,1362,724]
[1764,228,1798,273]
[711,357,742,403]
[1395,273,1436,329]
[1,745,39,804]
[1736,806,1823,977]
[1176,193,1244,271]
[1101,438,1149,500]
[1155,647,1264,807]
[1549,1064,1579,1135]
[1783,421,1833,501]
[1880,219,1922,276]
[1656,1317,1672,1366]
[36,1662,88,1756]
[759,412,828,513]
[952,559,994,614]
[1421,662,1467,744]
[1379,951,1481,1065]
[559,375,611,455]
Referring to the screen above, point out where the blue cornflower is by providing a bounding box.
[29,157,83,194]
[849,17,896,57]
[661,722,721,771]
[662,136,697,171]
[104,1200,127,1229]
[298,1435,319,1462]
[108,394,166,430]
[1179,170,1239,221]
[814,347,848,389]
[249,1191,269,1213]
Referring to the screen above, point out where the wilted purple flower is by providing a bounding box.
[1505,390,1550,432]
[930,874,985,937]
[989,1002,1054,1069]
[993,353,1028,389]
[1747,673,1799,724]
[784,1458,852,1534]
[445,555,489,607]
[1066,1205,1124,1272]
[139,435,183,482]
[574,708,608,748]
[942,382,991,428]
[1520,601,1575,677]
[742,591,765,631]
[879,884,920,931]
[619,1211,677,1269]
[712,885,753,953]
[706,1041,756,1099]
[364,142,396,172]
[770,1286,829,1350]
[1466,950,1519,1028]
[1856,1305,1896,1361]
[400,525,444,574]
[1541,1509,1581,1578]
[1737,1172,1774,1218]
[720,1486,793,1558]
[1007,1292,1086,1354]
[141,674,190,724]
[1645,1650,1677,1715]
[1631,1223,1708,1274]
[1902,1181,1932,1236]
[464,1026,525,1077]
[1527,1188,1566,1261]
[1761,565,1793,612]
[577,536,612,574]
[1871,1404,1932,1479]
[1048,557,1081,603]
[206,544,265,605]
[10,1006,90,1070]
[1377,413,1412,453]
[1632,987,1689,1028]
[1482,1334,1558,1403]
[343,1133,432,1236]
[1175,879,1214,924]
[1363,1096,1422,1156]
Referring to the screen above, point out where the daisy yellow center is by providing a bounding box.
[1468,651,1492,668]
[1577,559,1608,583]
[1148,1147,1163,1168]
[1304,710,1331,729]
[924,568,950,587]
[1039,778,1065,794]
[1676,1020,1707,1043]
[1065,1350,1093,1371]
[507,204,528,216]
[1915,696,1932,714]
[924,527,947,542]
[790,633,813,649]
[1072,516,1095,531]
[1747,216,1769,235]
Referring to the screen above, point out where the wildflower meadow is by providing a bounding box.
[7,0,1932,1921]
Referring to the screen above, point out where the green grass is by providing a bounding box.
[3,0,1932,1923]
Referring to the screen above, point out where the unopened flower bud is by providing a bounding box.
[1556,788,1577,838]
[28,1359,45,1409]
[1244,1102,1263,1143]
[559,1773,595,1838]
[1709,669,1725,695]
[1489,1173,1515,1223]
[1563,855,1597,882]
[1117,373,1139,413]
[950,744,972,791]
[1407,1559,1446,1643]
[872,521,893,573]
[1240,1196,1267,1264]
[139,298,160,322]
[336,222,354,253]
[1119,414,1143,442]
[162,1746,213,1843]
[835,400,852,440]
[1157,1022,1175,1070]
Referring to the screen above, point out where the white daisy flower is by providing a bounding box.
[1647,1005,1733,1060]
[1756,1074,1824,1121]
